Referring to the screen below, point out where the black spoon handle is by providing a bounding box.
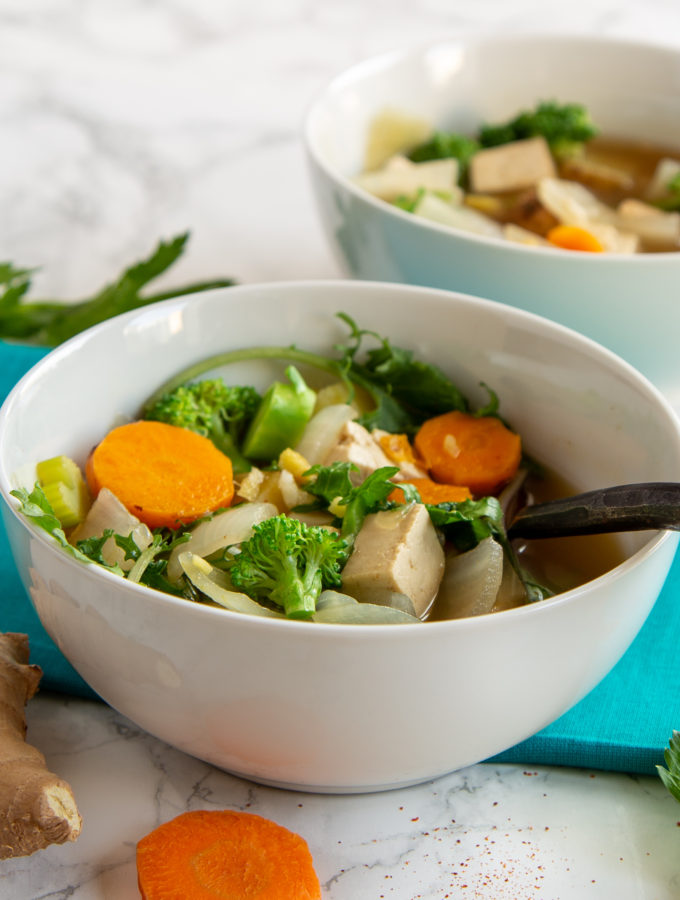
[507,482,680,540]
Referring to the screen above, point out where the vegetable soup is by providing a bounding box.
[13,314,627,625]
[356,102,680,253]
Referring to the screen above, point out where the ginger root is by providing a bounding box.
[0,632,82,859]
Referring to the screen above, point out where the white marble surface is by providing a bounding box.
[2,694,679,900]
[2,1,680,897]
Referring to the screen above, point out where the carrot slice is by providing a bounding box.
[377,432,424,468]
[414,411,521,496]
[85,421,234,530]
[546,224,604,252]
[136,809,322,900]
[388,477,472,505]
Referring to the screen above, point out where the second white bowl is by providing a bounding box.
[304,35,680,403]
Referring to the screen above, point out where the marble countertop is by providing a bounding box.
[2,1,680,897]
[2,693,679,900]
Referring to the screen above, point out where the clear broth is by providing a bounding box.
[515,467,628,596]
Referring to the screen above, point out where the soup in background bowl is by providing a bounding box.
[304,35,680,404]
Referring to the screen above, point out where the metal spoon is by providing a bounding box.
[507,482,680,540]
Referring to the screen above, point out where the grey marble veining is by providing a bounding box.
[2,1,680,897]
[2,696,679,899]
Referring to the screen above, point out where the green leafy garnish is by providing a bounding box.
[393,187,427,213]
[302,461,419,549]
[333,313,469,432]
[426,496,505,552]
[0,233,235,346]
[478,100,599,160]
[426,496,551,603]
[11,484,97,566]
[120,530,190,596]
[657,730,680,803]
[11,483,188,595]
[407,132,481,180]
[142,312,476,437]
[74,530,125,575]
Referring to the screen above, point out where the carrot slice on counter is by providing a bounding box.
[414,411,521,496]
[546,224,604,252]
[85,420,234,530]
[136,809,322,900]
[388,477,472,505]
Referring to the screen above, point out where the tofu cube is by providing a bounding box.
[469,136,557,194]
[322,420,393,484]
[341,504,445,618]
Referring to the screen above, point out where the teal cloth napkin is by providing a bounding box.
[491,553,680,775]
[1,341,678,766]
[0,342,97,698]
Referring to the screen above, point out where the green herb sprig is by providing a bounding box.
[0,233,234,346]
[657,730,680,803]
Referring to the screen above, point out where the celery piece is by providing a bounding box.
[36,455,82,489]
[242,365,316,461]
[36,454,90,528]
[40,479,89,529]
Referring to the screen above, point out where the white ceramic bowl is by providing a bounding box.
[1,281,679,793]
[304,35,680,404]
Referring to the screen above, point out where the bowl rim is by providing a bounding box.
[303,32,680,263]
[1,278,678,636]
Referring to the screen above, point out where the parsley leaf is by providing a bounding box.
[657,730,680,803]
[426,497,551,603]
[0,233,235,346]
[302,462,420,548]
[11,485,97,566]
[335,312,469,433]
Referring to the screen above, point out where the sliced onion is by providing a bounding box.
[314,591,420,624]
[167,501,278,582]
[503,223,550,247]
[178,552,282,618]
[70,487,152,571]
[413,192,503,237]
[615,199,680,251]
[435,536,504,619]
[294,403,356,465]
[498,467,529,520]
[492,559,528,613]
[537,176,612,226]
[354,155,460,203]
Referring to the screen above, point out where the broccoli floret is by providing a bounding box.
[407,132,480,181]
[144,379,261,473]
[228,514,349,619]
[478,101,599,159]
